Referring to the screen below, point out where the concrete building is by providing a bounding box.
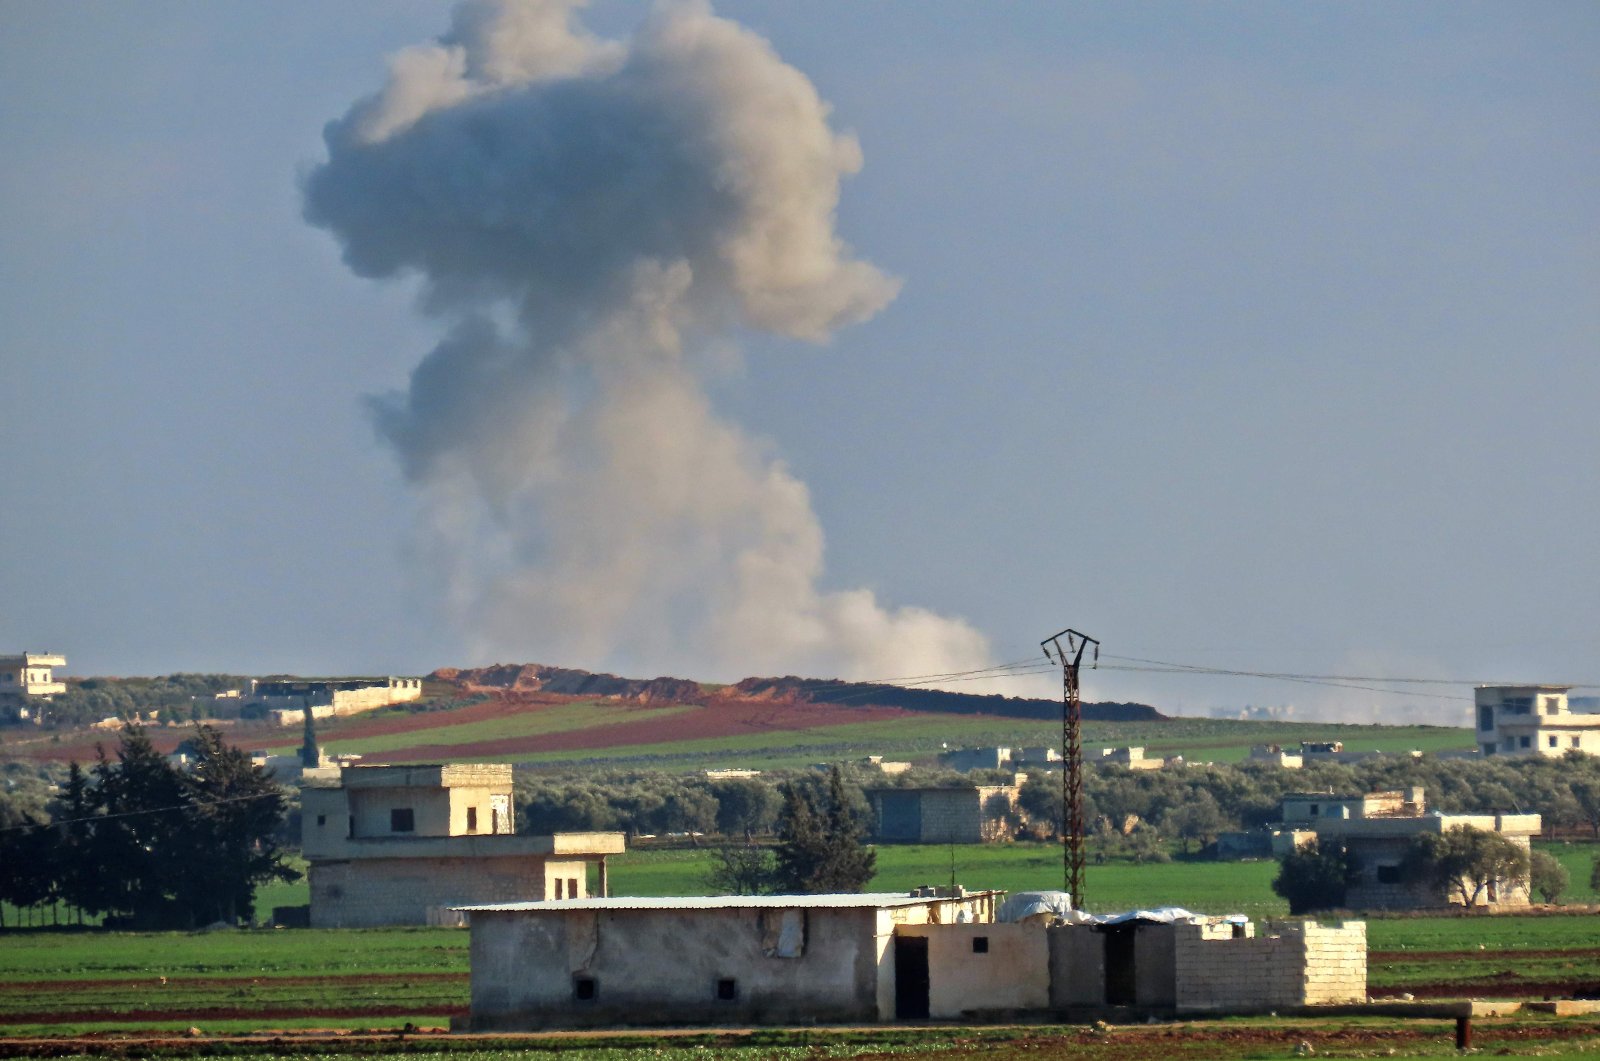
[939,746,1012,772]
[1248,744,1305,768]
[1476,685,1600,757]
[1096,747,1163,771]
[456,892,1365,1029]
[941,746,1061,773]
[301,763,624,927]
[0,652,66,723]
[245,676,423,726]
[1271,787,1540,909]
[866,785,1020,843]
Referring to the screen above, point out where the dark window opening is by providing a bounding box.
[466,807,478,832]
[1309,804,1319,816]
[390,808,415,832]
[569,876,580,898]
[971,936,989,954]
[1478,705,1494,731]
[348,815,355,838]
[1519,736,1531,749]
[1377,864,1401,884]
[316,814,326,827]
[716,978,738,1001]
[573,976,596,1002]
[1231,923,1246,939]
[555,879,565,900]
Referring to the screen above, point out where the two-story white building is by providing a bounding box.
[0,652,66,723]
[1475,685,1600,758]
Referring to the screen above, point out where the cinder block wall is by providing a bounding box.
[1174,920,1365,1013]
[310,855,551,928]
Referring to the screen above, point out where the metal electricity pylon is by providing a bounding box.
[1041,627,1098,909]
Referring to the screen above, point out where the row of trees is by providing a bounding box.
[0,727,295,928]
[510,753,1600,852]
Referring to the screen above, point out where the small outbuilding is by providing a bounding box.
[459,891,1004,1028]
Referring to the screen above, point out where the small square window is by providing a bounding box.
[716,978,738,1001]
[1377,864,1401,884]
[1549,736,1559,748]
[573,976,596,1002]
[316,814,326,827]
[971,936,989,954]
[390,808,415,832]
[1519,736,1531,749]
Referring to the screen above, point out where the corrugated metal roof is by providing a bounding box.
[456,891,1001,913]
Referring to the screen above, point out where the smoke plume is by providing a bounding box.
[304,0,1002,684]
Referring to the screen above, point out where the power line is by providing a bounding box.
[0,790,284,836]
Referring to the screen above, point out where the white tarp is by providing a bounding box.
[996,890,1074,923]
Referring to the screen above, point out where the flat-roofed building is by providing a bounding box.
[301,763,624,927]
[0,652,66,723]
[1475,684,1600,757]
[866,785,1020,843]
[1272,786,1539,909]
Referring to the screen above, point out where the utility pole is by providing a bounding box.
[1042,627,1098,909]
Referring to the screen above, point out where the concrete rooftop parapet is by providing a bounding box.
[1316,812,1540,839]
[549,832,628,855]
[339,763,514,789]
[310,831,624,861]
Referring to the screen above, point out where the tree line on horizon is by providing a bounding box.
[510,752,1600,854]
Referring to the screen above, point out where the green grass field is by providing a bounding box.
[211,684,1479,770]
[385,714,1472,772]
[610,843,1290,917]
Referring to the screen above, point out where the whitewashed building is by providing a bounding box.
[1475,685,1600,758]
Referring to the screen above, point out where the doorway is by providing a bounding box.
[1103,925,1138,1006]
[893,935,930,1019]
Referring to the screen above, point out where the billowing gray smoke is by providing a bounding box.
[304,0,1001,684]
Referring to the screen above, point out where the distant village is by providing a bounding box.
[3,650,1599,1030]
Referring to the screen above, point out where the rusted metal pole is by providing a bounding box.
[1042,628,1098,910]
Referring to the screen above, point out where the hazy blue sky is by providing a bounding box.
[2,1,1595,723]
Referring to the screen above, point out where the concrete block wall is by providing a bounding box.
[310,854,558,928]
[896,923,1048,1018]
[917,791,984,844]
[1174,919,1365,1013]
[1046,925,1106,1007]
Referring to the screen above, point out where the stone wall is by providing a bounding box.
[309,854,564,928]
[1173,919,1365,1014]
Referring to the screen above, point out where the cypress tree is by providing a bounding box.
[300,707,320,769]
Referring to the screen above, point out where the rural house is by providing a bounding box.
[865,784,1020,843]
[1271,787,1539,909]
[1476,684,1600,757]
[301,763,624,927]
[455,890,1365,1029]
[244,675,423,725]
[0,651,66,723]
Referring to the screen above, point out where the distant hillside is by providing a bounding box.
[436,663,706,704]
[733,676,1165,722]
[434,663,1163,722]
